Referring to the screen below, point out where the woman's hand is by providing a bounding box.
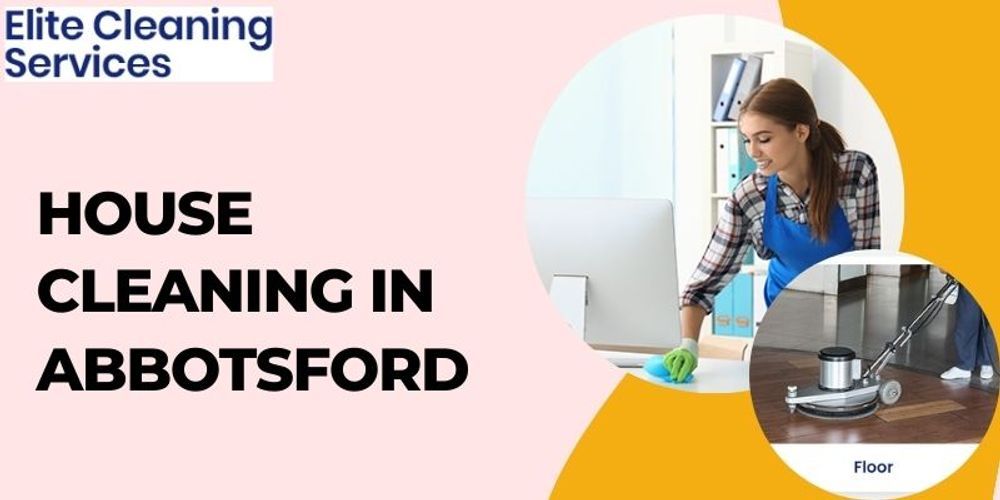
[664,338,699,381]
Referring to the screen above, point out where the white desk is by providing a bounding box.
[598,350,749,393]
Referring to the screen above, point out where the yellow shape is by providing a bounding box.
[778,2,999,495]
[553,3,1000,497]
[552,376,833,498]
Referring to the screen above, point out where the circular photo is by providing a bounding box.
[524,15,902,394]
[749,251,997,497]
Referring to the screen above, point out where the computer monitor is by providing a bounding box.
[525,197,681,350]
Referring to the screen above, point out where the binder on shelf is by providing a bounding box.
[714,128,756,269]
[732,273,754,337]
[733,128,756,266]
[734,128,756,189]
[713,57,745,122]
[713,280,734,336]
[724,128,755,191]
[714,128,744,193]
[714,128,734,194]
[727,54,763,121]
[714,273,755,338]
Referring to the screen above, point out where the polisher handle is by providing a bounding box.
[862,275,958,379]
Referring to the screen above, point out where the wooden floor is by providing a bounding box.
[750,347,997,444]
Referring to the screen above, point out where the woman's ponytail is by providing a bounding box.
[806,119,846,242]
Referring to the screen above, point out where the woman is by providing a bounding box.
[664,78,881,381]
[940,285,995,380]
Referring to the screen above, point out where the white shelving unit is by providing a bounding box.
[703,40,813,339]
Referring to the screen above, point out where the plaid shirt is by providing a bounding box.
[682,150,880,313]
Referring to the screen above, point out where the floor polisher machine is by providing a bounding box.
[784,275,959,419]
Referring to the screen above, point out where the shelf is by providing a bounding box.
[701,38,813,341]
[707,42,779,57]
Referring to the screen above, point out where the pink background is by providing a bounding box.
[1,1,779,497]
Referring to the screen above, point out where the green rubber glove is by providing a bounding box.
[663,338,699,381]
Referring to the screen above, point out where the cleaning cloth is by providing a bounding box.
[643,355,694,383]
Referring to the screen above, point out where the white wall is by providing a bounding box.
[870,265,903,277]
[810,42,903,251]
[526,23,674,199]
[673,16,722,295]
[840,264,867,280]
[787,265,828,293]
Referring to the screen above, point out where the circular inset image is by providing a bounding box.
[749,251,997,498]
[524,14,902,394]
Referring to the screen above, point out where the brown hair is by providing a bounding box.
[739,78,846,241]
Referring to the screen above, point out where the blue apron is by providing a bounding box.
[762,175,853,306]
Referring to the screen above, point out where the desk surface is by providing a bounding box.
[598,350,749,393]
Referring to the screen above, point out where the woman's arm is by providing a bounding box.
[855,154,881,249]
[679,194,753,341]
[666,191,753,381]
[680,304,708,341]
